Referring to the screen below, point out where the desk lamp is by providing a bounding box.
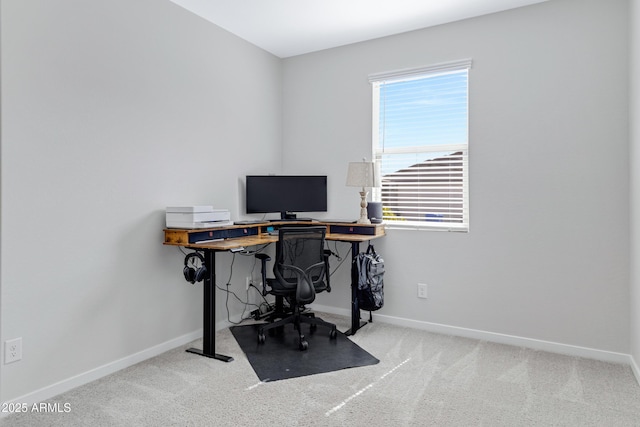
[346,160,377,224]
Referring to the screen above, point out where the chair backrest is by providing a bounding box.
[274,226,327,304]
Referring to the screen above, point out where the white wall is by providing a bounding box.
[1,0,634,406]
[631,0,640,375]
[283,0,630,353]
[0,0,282,402]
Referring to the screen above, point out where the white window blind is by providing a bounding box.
[370,59,471,231]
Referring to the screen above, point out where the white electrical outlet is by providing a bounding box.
[417,283,428,299]
[246,276,251,290]
[5,337,22,364]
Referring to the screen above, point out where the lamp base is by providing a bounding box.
[357,191,371,224]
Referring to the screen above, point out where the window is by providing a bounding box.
[370,59,471,231]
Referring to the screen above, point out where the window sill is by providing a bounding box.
[382,222,468,233]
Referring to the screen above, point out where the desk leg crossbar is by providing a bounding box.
[186,249,234,362]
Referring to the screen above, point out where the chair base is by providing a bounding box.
[253,295,292,322]
[258,310,337,351]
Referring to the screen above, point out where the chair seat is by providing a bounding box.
[268,277,329,295]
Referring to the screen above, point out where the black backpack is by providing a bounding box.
[356,244,384,312]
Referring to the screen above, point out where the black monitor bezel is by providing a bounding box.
[245,175,328,219]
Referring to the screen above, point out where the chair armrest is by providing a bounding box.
[277,264,317,305]
[323,249,332,292]
[255,253,271,262]
[255,253,272,295]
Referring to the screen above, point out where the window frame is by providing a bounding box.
[369,59,472,232]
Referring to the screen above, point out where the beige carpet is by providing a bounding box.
[4,313,640,426]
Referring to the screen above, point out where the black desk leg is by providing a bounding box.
[345,241,367,336]
[186,249,233,362]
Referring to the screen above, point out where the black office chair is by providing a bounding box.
[255,226,338,350]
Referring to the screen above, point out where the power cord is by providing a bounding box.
[178,247,268,323]
[213,253,258,324]
[327,241,352,278]
[176,245,296,324]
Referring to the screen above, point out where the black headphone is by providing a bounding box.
[183,252,207,284]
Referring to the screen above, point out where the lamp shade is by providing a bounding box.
[346,161,376,188]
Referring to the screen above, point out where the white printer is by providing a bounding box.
[166,206,232,229]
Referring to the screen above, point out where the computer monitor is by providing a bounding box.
[246,175,328,220]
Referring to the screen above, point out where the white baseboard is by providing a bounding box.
[1,329,203,415]
[631,354,640,385]
[4,309,638,414]
[311,304,633,366]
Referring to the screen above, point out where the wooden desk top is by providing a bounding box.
[163,221,385,250]
[188,234,278,250]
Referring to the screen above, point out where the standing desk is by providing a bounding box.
[163,221,385,362]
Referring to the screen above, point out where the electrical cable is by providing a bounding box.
[328,242,352,278]
[178,247,269,323]
[214,253,258,324]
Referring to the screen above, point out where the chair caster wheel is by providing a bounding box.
[330,329,337,339]
[258,333,265,344]
[299,340,308,351]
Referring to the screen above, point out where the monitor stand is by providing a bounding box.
[270,212,314,222]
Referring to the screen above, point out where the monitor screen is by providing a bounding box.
[246,175,327,219]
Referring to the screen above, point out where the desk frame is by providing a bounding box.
[164,221,384,361]
[185,249,234,362]
[345,241,367,336]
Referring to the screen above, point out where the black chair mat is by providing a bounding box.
[230,322,379,382]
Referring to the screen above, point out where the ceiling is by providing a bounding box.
[169,0,549,58]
